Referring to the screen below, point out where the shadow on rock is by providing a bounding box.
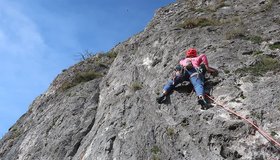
[174,82,193,94]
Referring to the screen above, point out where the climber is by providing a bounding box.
[156,65,189,104]
[180,58,208,109]
[180,48,218,108]
[181,48,218,77]
[156,60,207,109]
[156,48,217,109]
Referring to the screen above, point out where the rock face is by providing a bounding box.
[1,0,280,159]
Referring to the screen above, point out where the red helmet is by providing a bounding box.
[186,48,197,57]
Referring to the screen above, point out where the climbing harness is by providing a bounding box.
[205,94,280,149]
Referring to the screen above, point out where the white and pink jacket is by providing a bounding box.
[179,54,209,68]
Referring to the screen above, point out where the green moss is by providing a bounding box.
[247,35,263,44]
[151,146,160,154]
[60,70,103,91]
[166,128,175,137]
[131,81,143,91]
[269,43,280,50]
[236,55,280,76]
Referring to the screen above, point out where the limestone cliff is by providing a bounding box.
[1,0,280,159]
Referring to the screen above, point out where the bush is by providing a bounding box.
[107,51,118,59]
[60,71,103,91]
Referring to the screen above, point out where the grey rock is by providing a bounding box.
[1,0,280,159]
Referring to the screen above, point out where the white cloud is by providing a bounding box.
[0,2,52,137]
[0,1,46,56]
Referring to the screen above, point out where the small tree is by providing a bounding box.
[76,50,95,61]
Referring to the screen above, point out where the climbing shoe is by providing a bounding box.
[198,95,208,110]
[156,95,165,104]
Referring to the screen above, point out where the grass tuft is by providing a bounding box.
[236,55,280,76]
[166,128,175,137]
[131,81,143,91]
[60,71,103,91]
[247,35,263,44]
[107,51,118,59]
[151,146,160,154]
[253,51,263,56]
[179,17,220,29]
[225,28,246,40]
[269,43,280,50]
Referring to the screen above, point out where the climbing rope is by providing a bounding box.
[205,94,280,149]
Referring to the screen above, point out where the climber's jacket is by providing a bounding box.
[179,54,209,69]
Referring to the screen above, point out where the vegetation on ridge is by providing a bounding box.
[58,50,118,91]
[60,70,103,91]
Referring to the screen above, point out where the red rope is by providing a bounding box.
[205,94,280,148]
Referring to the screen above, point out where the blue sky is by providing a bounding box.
[0,0,175,138]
